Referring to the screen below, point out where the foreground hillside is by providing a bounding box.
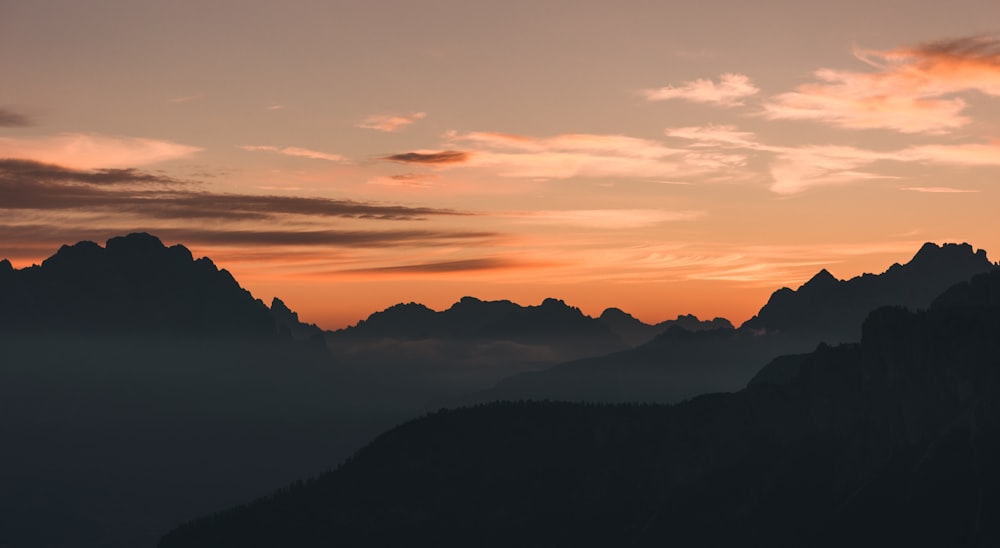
[161,271,1000,547]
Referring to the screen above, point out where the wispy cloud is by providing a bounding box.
[901,142,1000,166]
[0,133,200,169]
[382,150,470,164]
[664,125,759,148]
[0,223,499,251]
[506,209,705,228]
[666,122,1000,194]
[642,73,759,106]
[168,94,205,103]
[367,173,437,188]
[358,112,427,132]
[342,257,524,274]
[0,159,468,221]
[241,145,347,162]
[901,186,980,193]
[427,131,745,180]
[762,35,1000,133]
[0,107,32,127]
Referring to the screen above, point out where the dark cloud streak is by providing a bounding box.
[0,224,499,251]
[0,158,471,221]
[382,150,469,165]
[0,108,32,127]
[911,35,1000,61]
[345,257,521,273]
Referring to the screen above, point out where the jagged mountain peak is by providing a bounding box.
[271,297,294,315]
[600,307,638,321]
[909,241,985,263]
[740,241,995,341]
[801,268,838,288]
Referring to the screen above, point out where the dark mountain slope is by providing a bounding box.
[160,271,1000,547]
[468,242,995,404]
[271,296,324,340]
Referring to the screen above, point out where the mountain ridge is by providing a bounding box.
[460,241,996,405]
[158,268,1000,547]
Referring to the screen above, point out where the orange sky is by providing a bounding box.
[2,1,999,329]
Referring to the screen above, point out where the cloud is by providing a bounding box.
[507,209,704,228]
[367,173,437,188]
[437,131,740,180]
[901,186,980,193]
[358,112,427,132]
[0,223,500,250]
[0,133,201,169]
[342,257,521,274]
[0,107,32,127]
[382,150,470,164]
[665,123,1000,194]
[0,159,469,220]
[0,158,184,186]
[664,125,759,148]
[168,94,205,103]
[241,145,346,162]
[900,142,1000,166]
[763,35,1000,133]
[642,73,759,106]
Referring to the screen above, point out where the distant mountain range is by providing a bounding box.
[159,268,1000,548]
[2,234,996,548]
[461,242,996,404]
[326,296,729,394]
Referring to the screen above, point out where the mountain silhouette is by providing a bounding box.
[0,234,417,548]
[271,297,324,340]
[742,242,995,341]
[326,296,633,396]
[461,242,996,404]
[598,308,732,346]
[0,233,276,337]
[158,269,1000,547]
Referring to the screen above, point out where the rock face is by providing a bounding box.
[159,270,1000,548]
[0,233,276,337]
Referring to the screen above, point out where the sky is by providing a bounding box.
[2,0,999,329]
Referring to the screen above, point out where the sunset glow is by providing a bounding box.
[2,1,998,329]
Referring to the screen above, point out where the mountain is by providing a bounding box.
[742,242,995,341]
[271,297,324,340]
[463,242,996,404]
[325,297,631,395]
[0,234,415,548]
[0,233,276,337]
[598,308,732,346]
[158,270,1000,547]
